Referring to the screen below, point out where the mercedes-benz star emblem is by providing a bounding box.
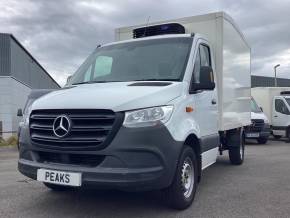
[53,115,71,138]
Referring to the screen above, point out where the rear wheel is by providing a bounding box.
[257,137,268,144]
[165,146,198,210]
[43,182,74,191]
[228,129,245,165]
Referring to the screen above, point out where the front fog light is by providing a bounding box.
[123,105,174,128]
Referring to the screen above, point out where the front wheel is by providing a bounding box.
[165,146,198,210]
[273,135,282,140]
[257,137,268,144]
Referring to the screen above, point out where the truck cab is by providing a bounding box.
[245,97,270,144]
[252,88,290,141]
[272,94,290,139]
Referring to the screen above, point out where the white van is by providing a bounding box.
[18,12,251,209]
[252,87,290,140]
[245,97,270,144]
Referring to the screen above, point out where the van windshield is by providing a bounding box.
[251,98,262,113]
[69,37,192,85]
[284,97,290,107]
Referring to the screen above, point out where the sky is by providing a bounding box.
[1,0,290,86]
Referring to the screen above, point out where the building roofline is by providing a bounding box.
[252,75,290,80]
[3,33,61,88]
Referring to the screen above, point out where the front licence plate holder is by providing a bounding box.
[37,169,82,187]
[246,133,259,138]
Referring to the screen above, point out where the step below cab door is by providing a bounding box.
[272,96,290,136]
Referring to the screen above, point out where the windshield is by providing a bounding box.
[251,98,262,113]
[285,97,290,107]
[69,37,192,85]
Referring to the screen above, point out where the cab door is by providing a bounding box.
[188,39,219,170]
[190,40,218,138]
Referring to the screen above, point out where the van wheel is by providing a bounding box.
[43,182,73,191]
[165,146,197,210]
[286,127,290,142]
[273,135,282,139]
[257,137,268,144]
[228,129,245,165]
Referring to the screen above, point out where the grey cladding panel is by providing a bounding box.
[252,75,290,88]
[9,37,59,89]
[0,33,10,76]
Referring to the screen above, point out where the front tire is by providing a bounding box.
[257,137,268,144]
[273,135,282,139]
[165,146,198,210]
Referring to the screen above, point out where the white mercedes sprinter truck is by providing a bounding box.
[245,97,270,144]
[252,87,290,140]
[18,12,251,209]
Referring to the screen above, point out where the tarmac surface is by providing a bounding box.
[1,139,290,218]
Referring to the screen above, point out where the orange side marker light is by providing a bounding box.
[186,106,194,113]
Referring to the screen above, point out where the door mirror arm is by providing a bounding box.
[17,108,23,117]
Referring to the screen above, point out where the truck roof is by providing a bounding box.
[101,33,193,48]
[115,11,249,48]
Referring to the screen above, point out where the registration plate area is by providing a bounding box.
[246,133,260,138]
[37,169,82,187]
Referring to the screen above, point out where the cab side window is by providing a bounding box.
[200,44,211,67]
[275,99,290,115]
[192,44,212,83]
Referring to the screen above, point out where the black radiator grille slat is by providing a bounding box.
[30,109,122,151]
[250,119,264,132]
[36,151,105,167]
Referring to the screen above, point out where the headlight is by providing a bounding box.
[123,106,174,128]
[23,105,32,126]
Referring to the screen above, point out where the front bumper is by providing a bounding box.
[18,125,183,191]
[245,123,271,139]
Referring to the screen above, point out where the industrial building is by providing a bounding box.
[0,33,59,139]
[252,75,290,87]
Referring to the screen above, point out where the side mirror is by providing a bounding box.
[66,75,72,85]
[260,107,263,112]
[17,108,23,117]
[191,66,215,91]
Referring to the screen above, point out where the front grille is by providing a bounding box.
[35,151,105,167]
[29,109,123,151]
[249,119,264,132]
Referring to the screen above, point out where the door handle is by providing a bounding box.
[274,115,278,117]
[211,99,217,105]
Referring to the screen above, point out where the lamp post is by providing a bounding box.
[274,64,280,87]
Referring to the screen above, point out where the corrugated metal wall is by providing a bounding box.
[251,75,290,87]
[10,36,59,89]
[0,33,59,89]
[0,33,11,76]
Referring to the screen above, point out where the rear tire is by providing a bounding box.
[228,129,245,165]
[165,146,198,210]
[43,182,74,191]
[257,137,268,144]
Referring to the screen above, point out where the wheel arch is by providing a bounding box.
[184,134,202,182]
